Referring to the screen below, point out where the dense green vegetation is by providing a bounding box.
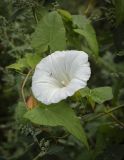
[0,0,124,160]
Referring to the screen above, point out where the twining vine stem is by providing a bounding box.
[21,69,33,107]
[21,8,38,107]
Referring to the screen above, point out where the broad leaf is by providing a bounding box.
[73,15,99,56]
[31,11,66,53]
[26,54,41,68]
[24,101,88,148]
[15,102,27,124]
[73,15,89,29]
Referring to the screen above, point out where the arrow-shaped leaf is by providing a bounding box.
[24,101,88,148]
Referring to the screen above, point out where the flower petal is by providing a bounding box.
[32,50,91,104]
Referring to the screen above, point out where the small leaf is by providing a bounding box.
[7,54,41,71]
[80,87,90,98]
[7,58,27,71]
[31,11,66,53]
[73,15,99,56]
[25,54,41,68]
[57,9,72,21]
[80,87,113,104]
[90,87,113,104]
[24,101,88,148]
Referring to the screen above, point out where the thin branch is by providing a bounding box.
[32,152,45,160]
[8,143,35,160]
[83,104,124,122]
[32,136,46,160]
[84,0,95,16]
[105,104,124,114]
[107,113,124,128]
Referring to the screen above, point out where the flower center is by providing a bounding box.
[61,80,67,87]
[50,71,70,88]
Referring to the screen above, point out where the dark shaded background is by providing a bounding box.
[0,0,124,160]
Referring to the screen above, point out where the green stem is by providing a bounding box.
[32,7,38,24]
[107,112,124,128]
[107,104,124,113]
[83,104,124,122]
[32,152,44,160]
[84,0,95,16]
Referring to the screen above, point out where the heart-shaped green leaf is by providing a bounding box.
[31,11,66,53]
[24,101,88,148]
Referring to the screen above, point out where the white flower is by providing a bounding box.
[32,50,91,105]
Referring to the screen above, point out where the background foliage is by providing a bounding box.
[0,0,124,160]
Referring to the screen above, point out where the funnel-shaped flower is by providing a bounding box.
[32,50,91,105]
